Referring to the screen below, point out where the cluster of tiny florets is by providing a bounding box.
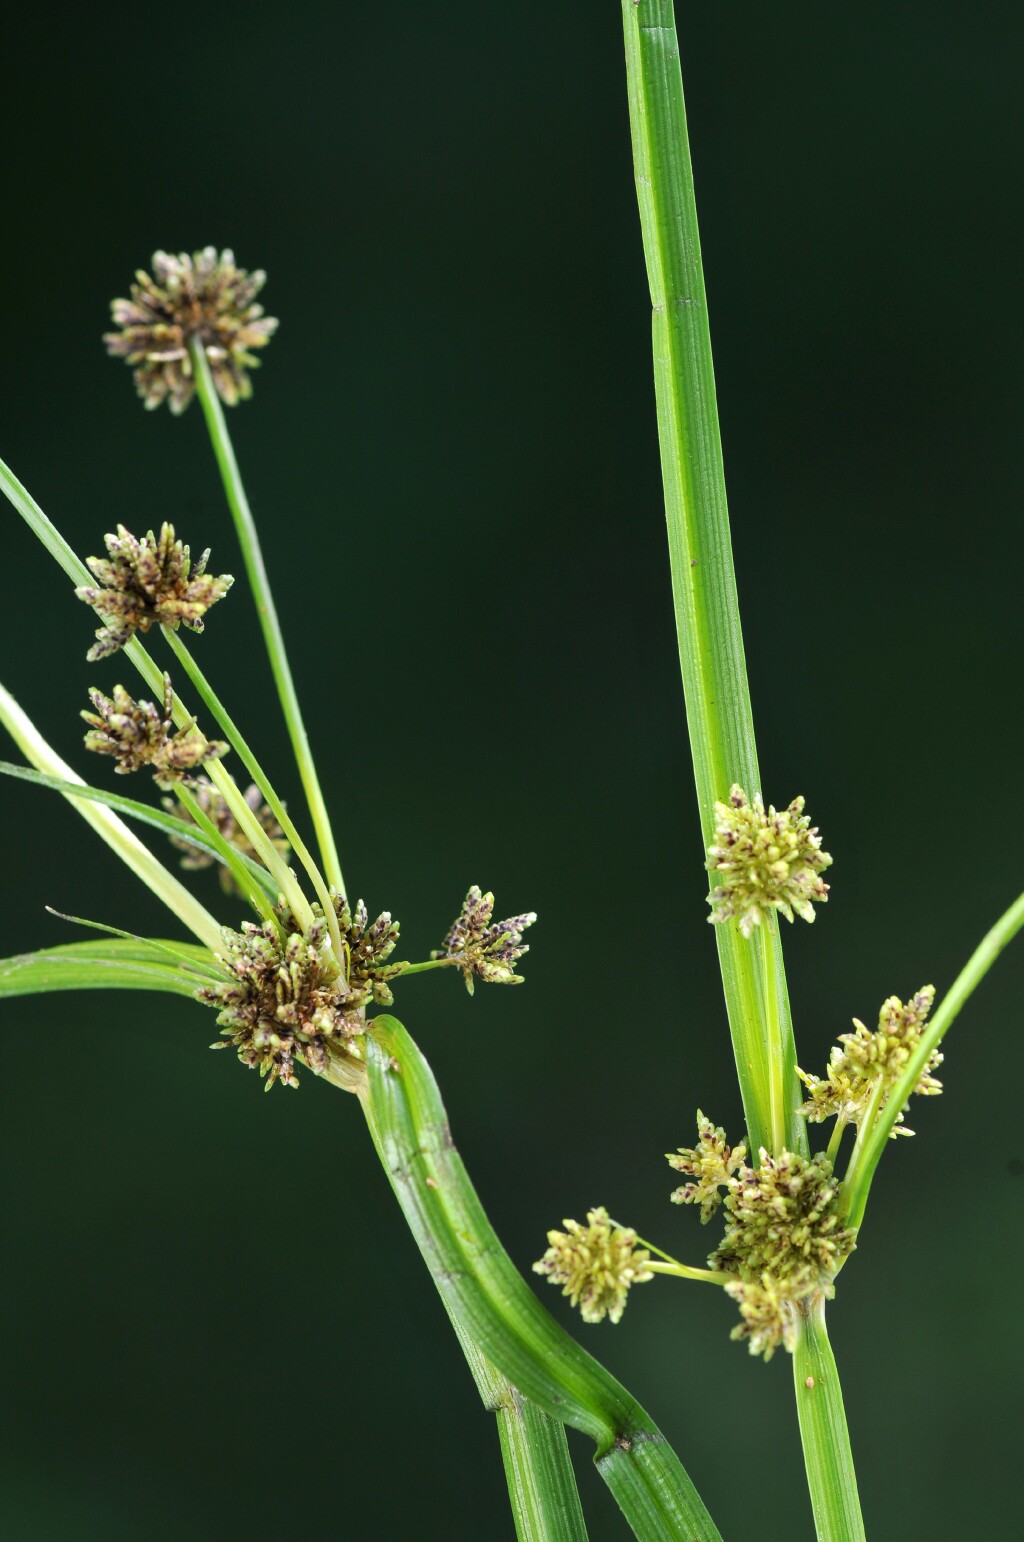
[431,885,536,993]
[75,523,233,660]
[670,1116,855,1360]
[82,675,226,787]
[104,248,278,413]
[197,916,361,1089]
[197,895,403,1090]
[667,1111,747,1222]
[706,785,831,937]
[532,1208,654,1325]
[163,777,290,897]
[798,986,941,1137]
[324,894,403,1007]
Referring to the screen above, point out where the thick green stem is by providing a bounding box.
[189,341,345,897]
[496,1386,589,1542]
[841,884,1024,1230]
[436,1293,588,1542]
[620,0,803,1158]
[361,1015,721,1541]
[792,1299,866,1542]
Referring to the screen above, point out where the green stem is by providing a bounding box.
[189,340,345,898]
[432,1284,588,1541]
[841,885,1024,1230]
[644,1262,730,1285]
[620,0,803,1158]
[792,1298,866,1542]
[496,1386,589,1542]
[763,916,787,1153]
[361,1014,721,1541]
[825,1119,847,1168]
[173,780,279,927]
[162,627,342,962]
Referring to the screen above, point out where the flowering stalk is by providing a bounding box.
[620,0,803,1160]
[620,2,855,1533]
[188,338,345,898]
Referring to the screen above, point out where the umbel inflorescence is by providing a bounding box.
[535,791,950,1361]
[104,248,278,413]
[198,896,401,1089]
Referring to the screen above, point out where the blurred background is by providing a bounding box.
[2,2,1022,1537]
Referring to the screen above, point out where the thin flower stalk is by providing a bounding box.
[172,778,280,927]
[161,627,343,965]
[188,338,345,899]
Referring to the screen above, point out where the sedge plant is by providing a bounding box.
[2,5,1022,1538]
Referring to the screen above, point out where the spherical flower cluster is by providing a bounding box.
[197,896,403,1089]
[82,676,226,787]
[104,248,278,413]
[706,784,831,937]
[75,523,233,661]
[669,1113,855,1360]
[533,1207,654,1324]
[798,985,941,1137]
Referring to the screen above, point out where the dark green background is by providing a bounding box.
[3,3,1022,1537]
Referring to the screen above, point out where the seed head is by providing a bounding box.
[668,1114,856,1360]
[330,894,403,1007]
[706,784,831,937]
[163,778,290,897]
[533,1207,653,1325]
[432,885,536,994]
[82,675,226,787]
[798,985,941,1136]
[667,1110,748,1222]
[198,917,363,1090]
[104,248,278,413]
[75,523,233,661]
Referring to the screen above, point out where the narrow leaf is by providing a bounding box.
[0,939,218,1000]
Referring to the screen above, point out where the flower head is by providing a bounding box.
[162,778,290,897]
[330,894,403,1008]
[431,885,536,994]
[533,1207,653,1324]
[668,1110,748,1222]
[82,675,226,787]
[706,784,831,937]
[198,915,362,1090]
[668,1113,856,1360]
[798,985,941,1136]
[75,523,233,660]
[197,894,404,1090]
[104,248,278,413]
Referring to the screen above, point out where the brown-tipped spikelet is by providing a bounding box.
[82,675,227,787]
[75,523,232,660]
[431,885,536,994]
[104,248,278,413]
